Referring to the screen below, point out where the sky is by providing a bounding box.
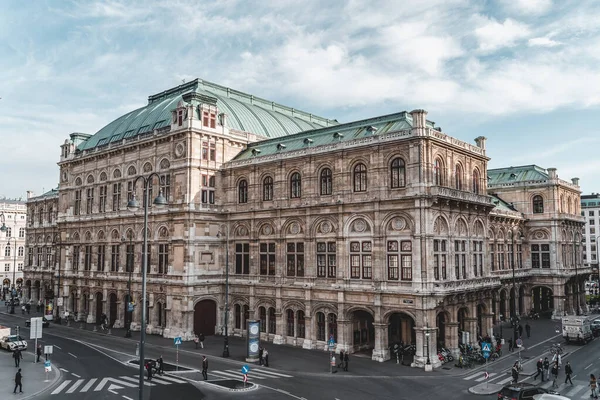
[1,0,600,199]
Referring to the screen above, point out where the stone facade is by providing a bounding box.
[0,198,27,296]
[23,79,588,368]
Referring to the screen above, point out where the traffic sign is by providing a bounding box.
[516,338,523,348]
[44,360,51,372]
[243,374,248,383]
[174,336,182,346]
[482,350,490,359]
[241,365,250,374]
[481,343,492,352]
[484,372,489,379]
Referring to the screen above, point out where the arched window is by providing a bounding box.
[297,310,305,338]
[259,306,266,333]
[472,169,480,194]
[353,163,367,192]
[455,164,463,190]
[263,176,273,201]
[434,158,444,185]
[235,304,241,329]
[320,168,332,195]
[533,195,544,214]
[328,313,338,342]
[567,197,572,214]
[287,309,295,336]
[316,312,325,341]
[268,307,276,334]
[238,180,248,203]
[18,247,24,257]
[4,246,10,257]
[390,158,406,188]
[290,172,302,198]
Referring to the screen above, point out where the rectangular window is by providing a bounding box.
[260,242,276,276]
[433,239,448,280]
[490,243,495,271]
[72,245,80,270]
[158,244,168,274]
[99,185,107,213]
[387,240,412,281]
[316,242,336,278]
[235,243,250,275]
[472,241,483,277]
[145,243,151,273]
[4,264,8,272]
[112,183,121,211]
[590,211,595,216]
[111,244,120,272]
[27,248,33,267]
[97,245,105,271]
[125,244,134,273]
[84,245,92,270]
[86,188,94,214]
[209,143,216,161]
[517,244,522,268]
[201,190,207,204]
[209,190,215,204]
[18,263,23,272]
[454,240,467,279]
[202,142,209,160]
[498,244,505,270]
[127,181,134,202]
[46,247,53,267]
[74,190,81,215]
[350,241,372,279]
[286,242,305,277]
[160,175,171,201]
[541,244,550,268]
[532,244,540,268]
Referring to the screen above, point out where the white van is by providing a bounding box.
[562,315,594,343]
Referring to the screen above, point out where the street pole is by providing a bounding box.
[125,233,132,338]
[511,233,516,321]
[127,173,167,400]
[55,239,61,324]
[575,236,580,315]
[217,228,230,358]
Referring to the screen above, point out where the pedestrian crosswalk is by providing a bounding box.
[51,374,188,395]
[209,367,293,381]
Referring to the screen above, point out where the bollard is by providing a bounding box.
[107,328,112,335]
[93,325,97,332]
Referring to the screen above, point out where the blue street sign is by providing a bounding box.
[241,365,250,374]
[482,350,490,359]
[174,336,182,346]
[481,343,492,352]
[127,302,134,312]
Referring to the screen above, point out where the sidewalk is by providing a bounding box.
[0,351,61,399]
[0,307,579,379]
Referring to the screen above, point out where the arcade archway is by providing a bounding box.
[194,299,217,336]
[388,312,416,346]
[351,310,374,351]
[531,286,553,313]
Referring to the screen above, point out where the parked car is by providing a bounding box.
[0,335,28,351]
[25,317,50,328]
[497,383,558,400]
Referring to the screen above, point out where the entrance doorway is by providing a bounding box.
[95,292,103,324]
[109,293,117,327]
[388,312,416,346]
[194,300,217,336]
[531,286,554,314]
[352,310,374,351]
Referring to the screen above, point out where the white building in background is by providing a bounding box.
[0,198,27,296]
[581,193,600,277]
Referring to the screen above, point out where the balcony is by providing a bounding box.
[430,186,493,207]
[432,276,501,293]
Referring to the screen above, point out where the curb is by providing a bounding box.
[21,362,62,400]
[467,382,502,396]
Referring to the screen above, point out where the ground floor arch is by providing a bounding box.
[109,293,117,327]
[194,299,217,336]
[531,286,553,314]
[95,292,103,324]
[351,310,374,351]
[518,286,525,316]
[499,290,507,320]
[388,312,416,346]
[436,312,449,348]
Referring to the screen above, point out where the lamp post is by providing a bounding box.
[123,232,133,338]
[53,236,62,323]
[126,173,167,400]
[574,236,580,315]
[217,227,230,358]
[425,325,431,366]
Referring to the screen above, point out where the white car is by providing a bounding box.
[533,394,571,400]
[0,335,28,351]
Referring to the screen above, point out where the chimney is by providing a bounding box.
[26,191,34,199]
[474,136,487,150]
[572,177,580,186]
[547,167,557,180]
[410,109,428,129]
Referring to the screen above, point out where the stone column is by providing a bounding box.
[465,317,478,345]
[372,323,390,362]
[86,294,95,324]
[446,322,460,357]
[337,318,351,353]
[523,290,532,315]
[302,316,313,349]
[273,311,284,345]
[482,314,494,339]
[553,295,566,319]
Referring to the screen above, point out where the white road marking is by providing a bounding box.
[80,378,97,392]
[53,345,62,350]
[475,372,497,382]
[210,370,242,379]
[66,379,85,394]
[72,373,81,378]
[150,374,187,384]
[226,369,266,379]
[496,377,513,385]
[150,376,172,385]
[60,368,69,373]
[585,363,593,369]
[122,396,134,400]
[120,376,156,386]
[464,372,481,380]
[51,380,72,395]
[565,384,586,397]
[68,352,78,358]
[253,368,293,378]
[94,377,137,391]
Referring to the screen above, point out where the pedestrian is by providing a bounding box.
[13,368,22,394]
[21,304,25,314]
[534,358,543,380]
[157,356,164,375]
[508,338,513,352]
[100,313,107,331]
[202,356,208,380]
[259,347,264,366]
[36,344,42,363]
[518,324,523,338]
[343,352,349,372]
[543,357,550,381]
[37,299,42,313]
[146,361,153,381]
[564,361,573,385]
[26,302,30,315]
[338,350,344,368]
[199,333,205,349]
[551,361,559,388]
[13,349,22,367]
[511,361,519,383]
[525,323,531,338]
[263,348,269,367]
[591,373,598,399]
[194,334,199,349]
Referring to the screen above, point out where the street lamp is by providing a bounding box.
[126,173,167,400]
[217,227,230,358]
[425,325,431,366]
[122,232,133,338]
[510,232,526,321]
[53,236,62,323]
[574,236,581,315]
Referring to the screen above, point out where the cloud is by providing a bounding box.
[473,16,531,51]
[500,0,553,15]
[528,37,561,47]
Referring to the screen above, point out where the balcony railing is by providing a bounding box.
[430,186,493,206]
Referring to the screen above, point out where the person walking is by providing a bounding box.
[194,334,199,349]
[146,361,153,381]
[511,361,520,383]
[564,361,573,385]
[199,333,205,349]
[338,350,345,368]
[518,324,523,338]
[551,361,559,388]
[543,357,550,381]
[36,344,42,363]
[263,348,269,367]
[259,347,264,366]
[525,323,531,338]
[13,349,22,367]
[508,338,513,352]
[534,358,543,381]
[202,356,208,380]
[13,368,22,394]
[157,356,164,375]
[343,352,349,372]
[591,374,598,399]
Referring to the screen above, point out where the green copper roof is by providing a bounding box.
[232,111,436,161]
[77,79,338,151]
[487,165,548,186]
[581,194,600,207]
[29,188,59,202]
[490,194,517,212]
